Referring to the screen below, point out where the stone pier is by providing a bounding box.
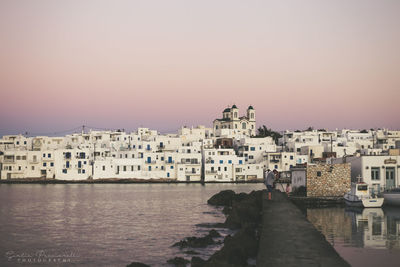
[256,191,350,267]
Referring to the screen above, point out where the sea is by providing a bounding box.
[1,183,400,267]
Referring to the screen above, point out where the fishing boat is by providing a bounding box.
[382,188,400,206]
[344,182,384,208]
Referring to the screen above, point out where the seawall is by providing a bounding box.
[256,191,350,267]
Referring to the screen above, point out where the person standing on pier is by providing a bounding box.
[265,169,278,200]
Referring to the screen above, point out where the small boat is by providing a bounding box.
[344,182,384,208]
[382,188,400,206]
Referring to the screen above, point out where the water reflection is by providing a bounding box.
[307,207,400,267]
[0,184,264,267]
[308,207,400,250]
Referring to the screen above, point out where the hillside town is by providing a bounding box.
[1,105,399,195]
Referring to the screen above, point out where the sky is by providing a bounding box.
[0,0,399,136]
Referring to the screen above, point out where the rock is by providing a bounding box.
[184,250,199,255]
[232,192,248,202]
[208,229,221,238]
[205,226,258,267]
[126,262,150,267]
[224,191,263,229]
[191,256,206,267]
[173,235,215,248]
[166,257,189,266]
[222,206,232,215]
[173,230,221,249]
[207,190,236,206]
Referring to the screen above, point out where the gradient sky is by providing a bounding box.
[0,0,399,136]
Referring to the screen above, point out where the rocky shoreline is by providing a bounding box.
[127,189,264,267]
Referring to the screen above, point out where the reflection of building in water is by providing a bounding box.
[308,207,400,250]
[384,208,400,250]
[356,208,386,249]
[354,207,400,249]
[307,208,353,246]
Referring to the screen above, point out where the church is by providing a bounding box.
[213,105,256,136]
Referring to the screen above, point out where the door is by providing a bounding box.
[41,170,46,178]
[386,167,395,189]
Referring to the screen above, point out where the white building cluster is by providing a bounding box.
[1,105,399,187]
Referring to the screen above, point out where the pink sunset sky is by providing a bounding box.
[0,0,399,136]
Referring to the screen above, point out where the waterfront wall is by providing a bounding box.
[306,163,351,197]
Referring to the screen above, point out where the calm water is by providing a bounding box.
[0,183,264,267]
[307,207,400,267]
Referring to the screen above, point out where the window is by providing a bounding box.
[50,163,54,167]
[219,160,223,164]
[32,166,35,170]
[138,166,141,171]
[102,166,106,171]
[43,153,46,157]
[242,123,246,129]
[371,167,380,180]
[148,166,151,171]
[224,167,227,171]
[275,165,278,169]
[43,163,47,167]
[317,171,322,177]
[161,166,164,170]
[236,168,241,172]
[123,166,127,171]
[170,166,174,169]
[48,153,51,158]
[250,147,255,151]
[239,160,243,164]
[228,160,232,164]
[211,160,214,164]
[62,169,67,174]
[290,156,294,160]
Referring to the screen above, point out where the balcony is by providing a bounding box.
[270,159,280,163]
[206,170,217,174]
[165,160,175,164]
[145,160,157,164]
[3,157,15,163]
